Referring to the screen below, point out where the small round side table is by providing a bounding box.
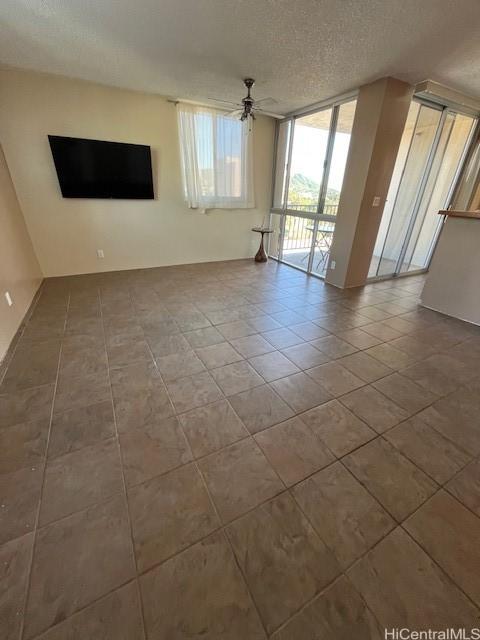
[252,227,274,263]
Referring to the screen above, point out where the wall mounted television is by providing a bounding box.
[48,135,154,199]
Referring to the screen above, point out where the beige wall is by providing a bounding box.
[0,146,42,362]
[0,66,275,277]
[326,77,413,288]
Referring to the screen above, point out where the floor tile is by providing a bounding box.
[365,343,416,370]
[106,338,152,368]
[166,371,223,413]
[262,327,305,349]
[390,335,438,361]
[400,357,460,396]
[54,370,110,414]
[0,465,43,544]
[210,361,263,396]
[229,334,275,358]
[195,342,243,369]
[0,384,54,430]
[337,351,393,383]
[270,310,306,327]
[146,333,191,357]
[340,385,409,433]
[229,385,294,434]
[418,388,480,454]
[344,438,437,521]
[40,439,123,525]
[34,582,144,640]
[140,531,266,639]
[183,326,225,349]
[25,495,135,639]
[289,321,329,341]
[255,417,335,486]
[310,335,358,359]
[248,351,299,382]
[446,458,480,516]
[227,493,340,633]
[179,399,247,458]
[271,576,382,640]
[0,533,33,640]
[362,322,403,342]
[111,361,174,431]
[307,361,365,397]
[0,340,61,393]
[405,491,480,607]
[335,328,383,350]
[385,415,470,484]
[48,401,115,458]
[199,439,284,523]
[270,372,332,413]
[280,342,330,369]
[294,462,394,568]
[119,416,192,486]
[58,335,108,380]
[301,400,376,457]
[348,527,479,630]
[217,320,256,340]
[0,418,49,474]
[247,314,283,332]
[373,373,438,414]
[156,350,205,381]
[128,463,219,571]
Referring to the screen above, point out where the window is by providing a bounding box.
[177,104,254,209]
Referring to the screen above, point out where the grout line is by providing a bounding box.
[18,289,70,640]
[99,287,148,640]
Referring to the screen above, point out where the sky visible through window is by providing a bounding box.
[291,125,352,192]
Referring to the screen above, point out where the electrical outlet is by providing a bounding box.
[5,291,13,307]
[372,196,381,207]
[330,260,336,270]
[97,249,105,259]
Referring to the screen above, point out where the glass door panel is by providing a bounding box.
[286,109,332,213]
[280,214,316,271]
[272,120,291,209]
[375,103,442,277]
[400,112,475,272]
[321,100,357,218]
[369,100,476,280]
[369,101,420,277]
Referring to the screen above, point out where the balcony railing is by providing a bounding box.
[285,203,339,216]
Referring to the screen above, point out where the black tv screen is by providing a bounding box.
[48,135,154,199]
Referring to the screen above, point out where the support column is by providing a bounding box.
[325,77,413,288]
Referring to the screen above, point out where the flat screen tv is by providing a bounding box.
[48,135,154,199]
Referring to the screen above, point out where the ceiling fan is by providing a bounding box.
[210,78,284,121]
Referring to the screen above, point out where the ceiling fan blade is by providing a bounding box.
[254,97,277,107]
[253,108,284,119]
[208,97,242,106]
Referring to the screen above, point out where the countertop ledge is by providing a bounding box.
[438,209,480,220]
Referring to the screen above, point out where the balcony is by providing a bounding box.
[272,205,338,277]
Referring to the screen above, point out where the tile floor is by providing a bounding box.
[2,258,480,639]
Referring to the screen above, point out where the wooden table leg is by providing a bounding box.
[255,232,268,262]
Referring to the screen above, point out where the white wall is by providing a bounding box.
[421,216,480,325]
[0,66,275,277]
[0,145,42,362]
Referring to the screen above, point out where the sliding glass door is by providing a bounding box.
[369,101,476,279]
[269,98,357,277]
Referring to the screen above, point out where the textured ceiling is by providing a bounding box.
[1,0,480,114]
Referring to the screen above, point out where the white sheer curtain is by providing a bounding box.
[177,103,254,210]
